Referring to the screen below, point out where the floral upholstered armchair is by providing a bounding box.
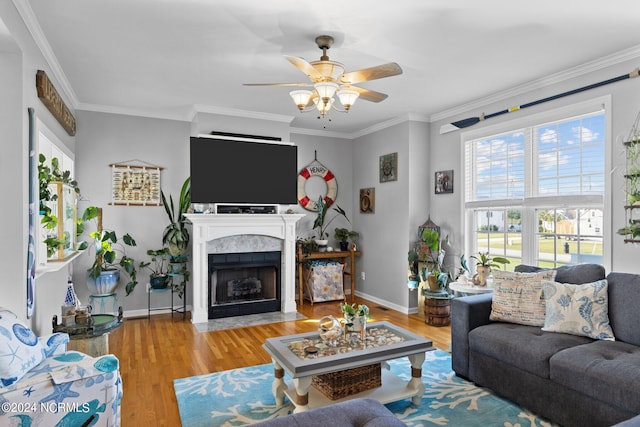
[0,307,122,426]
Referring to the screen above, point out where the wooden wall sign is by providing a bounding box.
[36,70,76,136]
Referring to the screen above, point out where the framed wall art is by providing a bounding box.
[379,152,397,183]
[110,162,163,206]
[435,170,454,194]
[360,188,375,213]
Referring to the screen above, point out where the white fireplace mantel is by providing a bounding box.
[185,213,304,324]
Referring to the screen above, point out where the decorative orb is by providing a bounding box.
[318,315,342,346]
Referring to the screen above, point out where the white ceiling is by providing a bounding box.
[24,0,640,135]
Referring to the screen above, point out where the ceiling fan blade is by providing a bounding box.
[285,55,323,81]
[341,62,403,84]
[243,83,313,87]
[350,86,388,103]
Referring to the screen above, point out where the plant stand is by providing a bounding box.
[423,292,454,327]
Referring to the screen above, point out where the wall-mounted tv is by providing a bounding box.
[190,135,298,205]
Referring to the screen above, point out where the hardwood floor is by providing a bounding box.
[108,297,451,426]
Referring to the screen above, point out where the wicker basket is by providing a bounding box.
[312,363,382,400]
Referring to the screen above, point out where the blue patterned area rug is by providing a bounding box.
[174,350,556,426]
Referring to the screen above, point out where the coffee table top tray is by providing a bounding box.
[263,321,433,377]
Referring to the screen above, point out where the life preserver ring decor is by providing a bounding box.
[297,159,338,211]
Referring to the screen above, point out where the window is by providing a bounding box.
[464,100,608,269]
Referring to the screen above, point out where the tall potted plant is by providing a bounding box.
[313,196,349,251]
[161,177,191,257]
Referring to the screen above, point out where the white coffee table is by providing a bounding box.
[449,281,494,295]
[262,321,434,413]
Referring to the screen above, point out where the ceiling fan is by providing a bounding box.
[243,35,403,116]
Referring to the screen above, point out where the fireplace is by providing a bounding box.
[209,251,280,318]
[185,213,304,324]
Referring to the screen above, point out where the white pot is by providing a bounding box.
[315,239,328,252]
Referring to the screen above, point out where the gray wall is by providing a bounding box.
[1,4,78,334]
[351,120,430,313]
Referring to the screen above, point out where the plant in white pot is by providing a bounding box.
[82,206,142,296]
[313,196,349,251]
[470,251,510,286]
[340,302,370,341]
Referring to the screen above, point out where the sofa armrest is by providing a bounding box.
[451,293,493,379]
[39,332,69,357]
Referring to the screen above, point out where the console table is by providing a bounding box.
[296,246,361,307]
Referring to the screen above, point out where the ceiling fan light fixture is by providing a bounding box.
[313,96,333,116]
[313,82,339,102]
[290,90,313,111]
[337,88,359,111]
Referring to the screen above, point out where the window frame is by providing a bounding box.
[460,95,612,271]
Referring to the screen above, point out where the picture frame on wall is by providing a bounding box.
[360,188,375,213]
[379,152,397,183]
[435,170,453,194]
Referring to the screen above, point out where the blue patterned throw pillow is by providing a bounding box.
[541,279,615,341]
[0,307,46,387]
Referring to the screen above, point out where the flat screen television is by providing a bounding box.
[190,136,298,205]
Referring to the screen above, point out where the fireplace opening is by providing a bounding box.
[208,251,280,319]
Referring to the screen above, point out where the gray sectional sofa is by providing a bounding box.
[451,264,640,427]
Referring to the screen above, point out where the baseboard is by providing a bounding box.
[123,306,192,319]
[354,290,412,314]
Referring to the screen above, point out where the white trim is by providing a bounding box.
[13,0,78,109]
[193,104,293,124]
[431,45,640,123]
[462,96,612,268]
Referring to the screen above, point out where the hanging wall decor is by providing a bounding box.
[110,161,163,206]
[435,170,454,194]
[297,151,338,211]
[379,152,397,183]
[359,188,375,213]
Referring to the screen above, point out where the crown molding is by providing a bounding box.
[76,102,192,122]
[13,0,78,109]
[291,113,429,139]
[430,44,640,123]
[192,104,293,124]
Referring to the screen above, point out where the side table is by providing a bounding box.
[53,308,123,357]
[88,293,118,315]
[449,282,494,296]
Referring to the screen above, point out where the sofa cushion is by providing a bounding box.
[541,279,615,341]
[469,323,593,378]
[489,270,557,326]
[607,273,640,346]
[550,340,640,413]
[514,263,605,285]
[0,308,45,388]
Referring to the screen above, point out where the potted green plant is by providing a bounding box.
[38,154,81,258]
[340,302,370,340]
[313,196,349,251]
[334,227,359,251]
[82,206,142,296]
[470,251,510,286]
[141,248,170,289]
[161,177,191,257]
[407,249,420,289]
